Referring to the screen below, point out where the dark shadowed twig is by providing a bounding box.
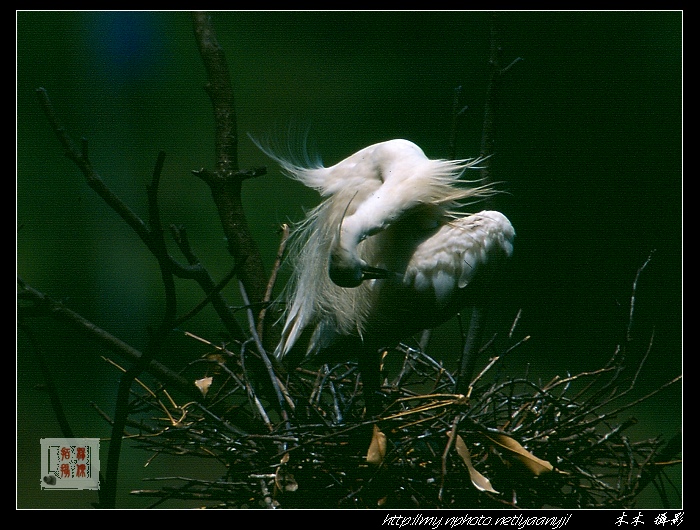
[34,87,247,342]
[101,151,180,508]
[238,281,292,440]
[456,13,522,395]
[17,321,75,439]
[17,281,197,398]
[257,223,290,340]
[191,12,274,349]
[479,14,524,184]
[628,249,655,342]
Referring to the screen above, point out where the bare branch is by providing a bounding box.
[191,12,271,344]
[628,249,655,341]
[17,281,197,399]
[238,280,292,439]
[456,13,522,397]
[257,223,290,341]
[36,87,152,246]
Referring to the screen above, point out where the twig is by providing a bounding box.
[191,12,270,334]
[456,14,521,395]
[171,263,241,330]
[628,249,655,341]
[36,88,152,246]
[480,14,523,180]
[257,223,290,344]
[508,309,522,339]
[103,151,180,509]
[239,281,292,440]
[456,306,485,394]
[17,282,197,398]
[18,322,74,438]
[169,225,247,341]
[439,415,460,501]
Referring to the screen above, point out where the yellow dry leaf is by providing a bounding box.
[485,432,553,476]
[275,468,299,493]
[274,453,298,493]
[194,376,213,397]
[455,435,499,493]
[366,425,387,465]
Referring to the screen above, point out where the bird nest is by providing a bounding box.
[112,315,679,509]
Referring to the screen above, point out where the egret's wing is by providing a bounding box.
[403,210,515,306]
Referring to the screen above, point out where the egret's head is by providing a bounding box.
[328,251,364,288]
[328,243,393,288]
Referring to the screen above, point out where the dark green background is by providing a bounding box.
[17,11,682,509]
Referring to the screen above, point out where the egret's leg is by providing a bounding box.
[358,349,383,419]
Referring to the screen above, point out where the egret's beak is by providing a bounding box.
[361,265,396,281]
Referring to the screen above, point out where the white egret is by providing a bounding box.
[260,138,515,418]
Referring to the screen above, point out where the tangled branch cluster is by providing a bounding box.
[115,311,679,509]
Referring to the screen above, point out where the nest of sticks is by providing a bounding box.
[113,306,679,509]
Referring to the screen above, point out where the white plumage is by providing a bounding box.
[259,138,515,415]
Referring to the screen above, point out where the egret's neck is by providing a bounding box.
[328,222,365,288]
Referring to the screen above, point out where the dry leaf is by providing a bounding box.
[194,376,213,397]
[274,453,298,493]
[275,468,299,493]
[455,435,499,493]
[484,432,553,476]
[366,425,387,465]
[275,469,299,492]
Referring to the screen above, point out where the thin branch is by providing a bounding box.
[102,151,180,509]
[456,13,522,396]
[628,249,655,341]
[18,322,75,439]
[172,263,241,330]
[17,281,198,399]
[169,224,246,341]
[439,415,460,501]
[508,309,522,339]
[238,281,292,440]
[146,150,178,326]
[257,223,290,341]
[191,12,270,338]
[36,87,152,246]
[479,13,523,183]
[456,306,485,395]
